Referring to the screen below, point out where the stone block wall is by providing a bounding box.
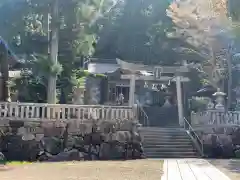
[0,119,144,162]
[195,127,240,158]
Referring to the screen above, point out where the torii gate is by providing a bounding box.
[116,59,190,127]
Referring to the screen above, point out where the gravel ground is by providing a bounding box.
[0,160,163,180]
[209,159,240,180]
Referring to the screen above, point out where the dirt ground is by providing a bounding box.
[209,159,240,180]
[0,160,163,180]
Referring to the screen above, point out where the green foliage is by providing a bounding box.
[30,54,62,76]
[73,69,105,77]
[6,0,237,103]
[190,98,209,112]
[167,0,234,91]
[13,72,47,102]
[71,69,105,88]
[73,34,97,56]
[95,0,181,65]
[229,0,240,21]
[0,0,113,102]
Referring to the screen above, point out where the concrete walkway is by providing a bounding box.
[161,159,231,180]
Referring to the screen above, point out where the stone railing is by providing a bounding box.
[191,110,240,126]
[0,102,137,122]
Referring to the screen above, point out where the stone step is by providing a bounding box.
[139,127,200,158]
[142,144,194,148]
[139,132,187,136]
[143,139,191,143]
[143,147,197,153]
[139,130,185,133]
[142,141,192,146]
[139,128,185,132]
[140,130,187,133]
[140,134,190,140]
[140,132,188,136]
[145,154,199,158]
[139,127,185,131]
[144,151,198,158]
[142,138,192,143]
[142,134,189,137]
[145,154,198,158]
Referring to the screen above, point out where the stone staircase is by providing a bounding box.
[143,106,179,127]
[139,127,200,158]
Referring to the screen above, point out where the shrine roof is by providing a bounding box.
[89,58,190,75]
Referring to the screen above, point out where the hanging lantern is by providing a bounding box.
[152,84,158,91]
[15,34,21,46]
[161,84,167,90]
[144,81,148,88]
[168,80,171,86]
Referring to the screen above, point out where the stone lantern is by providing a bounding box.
[233,86,240,110]
[213,88,226,110]
[161,84,172,107]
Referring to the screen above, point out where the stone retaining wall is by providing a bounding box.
[195,127,240,158]
[0,119,144,162]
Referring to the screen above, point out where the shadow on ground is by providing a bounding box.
[210,159,240,173]
[0,165,14,172]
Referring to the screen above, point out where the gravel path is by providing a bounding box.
[0,160,163,180]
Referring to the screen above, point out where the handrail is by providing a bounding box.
[184,117,204,157]
[136,100,149,126]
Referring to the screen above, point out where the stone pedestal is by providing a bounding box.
[207,98,214,110]
[72,88,84,105]
[163,94,172,107]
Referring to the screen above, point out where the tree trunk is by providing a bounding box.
[0,42,9,102]
[226,43,233,110]
[47,0,59,104]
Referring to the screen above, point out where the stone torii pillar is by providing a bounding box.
[175,75,184,127]
[115,58,137,106]
[129,73,136,106]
